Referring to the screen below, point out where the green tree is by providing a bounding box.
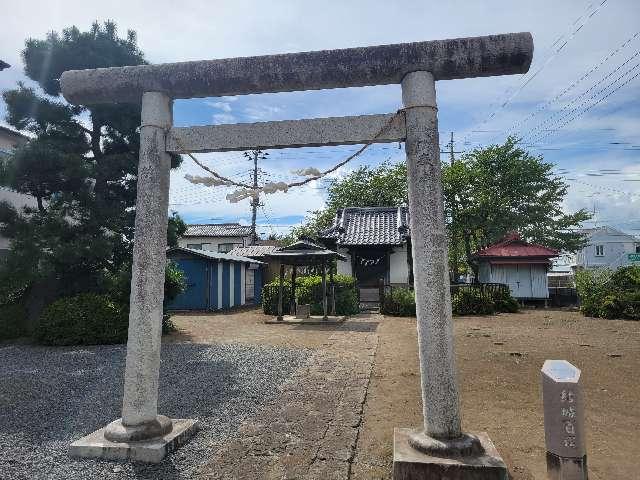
[288,162,408,241]
[291,138,589,278]
[442,137,590,277]
[0,21,184,299]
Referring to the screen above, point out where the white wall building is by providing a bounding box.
[319,206,412,287]
[0,126,34,258]
[177,223,253,253]
[575,226,640,270]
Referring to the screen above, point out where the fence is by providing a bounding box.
[380,282,510,316]
[382,282,509,300]
[262,281,358,316]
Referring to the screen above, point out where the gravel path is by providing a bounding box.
[0,342,309,480]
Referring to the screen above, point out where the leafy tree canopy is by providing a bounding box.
[287,162,407,242]
[290,138,589,274]
[0,21,184,298]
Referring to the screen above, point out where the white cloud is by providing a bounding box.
[2,0,639,233]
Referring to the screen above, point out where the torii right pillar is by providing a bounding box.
[393,75,508,478]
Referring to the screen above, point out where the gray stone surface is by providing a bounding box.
[117,91,173,431]
[0,342,308,479]
[198,320,378,478]
[295,304,311,319]
[393,429,508,480]
[546,452,588,480]
[541,360,586,458]
[264,314,347,325]
[402,71,461,439]
[167,113,406,153]
[60,33,533,104]
[70,419,199,463]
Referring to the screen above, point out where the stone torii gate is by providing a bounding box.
[62,33,533,474]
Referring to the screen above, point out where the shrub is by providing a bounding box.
[380,287,416,316]
[452,289,495,316]
[576,266,640,320]
[0,303,28,340]
[36,293,128,345]
[491,288,519,313]
[381,285,518,317]
[262,274,358,316]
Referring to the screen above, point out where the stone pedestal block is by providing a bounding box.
[70,418,199,463]
[546,452,588,480]
[295,304,310,319]
[393,428,507,480]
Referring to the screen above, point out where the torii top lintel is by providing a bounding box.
[60,32,533,105]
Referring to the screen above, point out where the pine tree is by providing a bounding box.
[0,22,183,296]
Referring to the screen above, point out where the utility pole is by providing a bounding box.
[244,150,267,245]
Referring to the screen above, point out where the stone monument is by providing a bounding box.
[541,360,588,480]
[60,32,533,468]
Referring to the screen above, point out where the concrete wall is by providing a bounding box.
[389,244,410,284]
[178,235,248,252]
[0,187,38,253]
[336,247,352,276]
[575,229,639,269]
[0,129,27,153]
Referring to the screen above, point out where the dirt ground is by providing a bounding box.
[169,308,639,480]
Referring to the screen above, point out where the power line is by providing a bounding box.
[460,0,609,146]
[505,31,640,141]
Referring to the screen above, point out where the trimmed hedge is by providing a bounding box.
[262,274,358,316]
[36,293,128,346]
[576,266,640,320]
[381,285,519,317]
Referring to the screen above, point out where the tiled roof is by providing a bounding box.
[474,232,558,258]
[167,247,265,264]
[183,223,252,238]
[319,207,409,246]
[229,245,280,258]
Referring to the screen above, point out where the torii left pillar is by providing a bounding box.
[69,92,199,463]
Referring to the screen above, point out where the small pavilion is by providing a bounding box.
[266,239,346,321]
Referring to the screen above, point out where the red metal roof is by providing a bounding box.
[474,232,558,258]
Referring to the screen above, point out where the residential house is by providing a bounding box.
[574,226,640,270]
[0,126,35,258]
[319,206,412,288]
[178,223,253,253]
[473,232,558,300]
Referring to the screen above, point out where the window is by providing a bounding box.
[636,244,640,254]
[218,243,235,253]
[595,245,604,257]
[186,243,202,250]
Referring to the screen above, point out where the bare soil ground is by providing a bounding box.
[169,308,639,480]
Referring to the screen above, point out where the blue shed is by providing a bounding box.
[166,247,265,311]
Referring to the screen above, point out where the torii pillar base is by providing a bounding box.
[393,428,508,480]
[70,418,200,464]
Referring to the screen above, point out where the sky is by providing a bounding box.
[1,0,640,238]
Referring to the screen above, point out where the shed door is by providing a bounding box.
[503,264,533,299]
[245,268,255,301]
[168,259,208,310]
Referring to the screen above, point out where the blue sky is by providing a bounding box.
[1,0,639,237]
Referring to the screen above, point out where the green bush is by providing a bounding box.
[262,274,358,316]
[36,293,128,345]
[490,288,519,313]
[381,287,416,316]
[0,303,28,340]
[576,266,640,320]
[381,285,518,317]
[452,289,495,316]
